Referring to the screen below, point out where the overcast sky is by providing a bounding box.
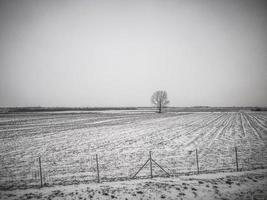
[0,0,267,107]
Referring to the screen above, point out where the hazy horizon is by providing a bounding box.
[1,0,267,107]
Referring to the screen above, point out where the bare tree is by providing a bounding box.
[151,90,170,113]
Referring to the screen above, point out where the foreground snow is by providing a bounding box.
[1,169,266,200]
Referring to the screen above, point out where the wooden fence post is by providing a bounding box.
[131,159,150,179]
[96,154,100,183]
[196,149,199,174]
[235,147,239,171]
[151,158,170,177]
[149,151,153,179]
[39,156,43,187]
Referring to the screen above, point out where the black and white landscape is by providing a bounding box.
[0,0,267,199]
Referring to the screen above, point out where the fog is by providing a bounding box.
[0,0,267,107]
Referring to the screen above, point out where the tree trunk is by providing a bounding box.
[159,103,162,113]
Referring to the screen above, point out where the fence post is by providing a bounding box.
[96,154,100,183]
[38,156,43,187]
[151,158,170,177]
[235,147,239,171]
[196,149,199,174]
[131,159,150,179]
[149,151,153,179]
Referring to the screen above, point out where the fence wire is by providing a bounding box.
[0,146,266,190]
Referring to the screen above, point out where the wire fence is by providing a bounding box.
[0,146,266,190]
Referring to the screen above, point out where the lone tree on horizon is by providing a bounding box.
[151,90,170,113]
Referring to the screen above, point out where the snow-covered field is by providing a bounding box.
[0,111,267,191]
[1,169,266,200]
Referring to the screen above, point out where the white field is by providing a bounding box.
[1,168,267,200]
[0,111,267,190]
